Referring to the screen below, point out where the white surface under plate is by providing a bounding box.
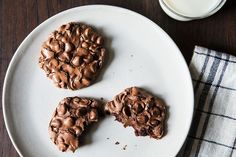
[2,5,194,157]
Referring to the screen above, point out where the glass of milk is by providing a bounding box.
[159,0,226,21]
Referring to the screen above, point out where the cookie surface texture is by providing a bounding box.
[39,22,106,90]
[105,87,166,139]
[48,97,100,152]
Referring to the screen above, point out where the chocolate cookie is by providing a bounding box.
[48,97,100,152]
[105,87,166,139]
[39,22,106,90]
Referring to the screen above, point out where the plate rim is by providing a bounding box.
[2,5,194,157]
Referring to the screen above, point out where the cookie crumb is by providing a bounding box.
[122,145,127,150]
[115,141,120,145]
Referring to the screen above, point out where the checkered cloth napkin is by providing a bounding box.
[177,46,236,157]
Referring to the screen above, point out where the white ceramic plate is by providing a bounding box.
[2,5,193,157]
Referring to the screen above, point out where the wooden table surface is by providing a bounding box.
[0,0,236,156]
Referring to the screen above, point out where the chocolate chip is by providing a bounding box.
[81,78,90,86]
[152,125,164,138]
[51,119,62,128]
[58,143,67,152]
[73,126,82,136]
[91,34,98,42]
[64,117,74,127]
[152,107,161,116]
[83,68,93,78]
[57,104,67,116]
[78,107,87,116]
[41,48,54,59]
[138,128,148,136]
[64,42,74,52]
[105,101,123,114]
[81,42,89,48]
[89,110,98,121]
[84,27,93,37]
[71,56,82,66]
[77,47,88,56]
[133,102,144,114]
[96,36,103,45]
[131,87,139,96]
[136,115,148,124]
[123,106,131,117]
[149,119,160,126]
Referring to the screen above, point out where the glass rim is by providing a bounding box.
[160,0,227,19]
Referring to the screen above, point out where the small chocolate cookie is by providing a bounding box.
[48,97,100,152]
[39,22,106,90]
[105,87,166,139]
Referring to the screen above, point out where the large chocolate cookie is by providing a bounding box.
[105,87,166,139]
[48,97,100,152]
[39,22,106,90]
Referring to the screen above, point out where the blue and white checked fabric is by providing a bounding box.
[178,46,236,157]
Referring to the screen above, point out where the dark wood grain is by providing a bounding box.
[0,0,236,156]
